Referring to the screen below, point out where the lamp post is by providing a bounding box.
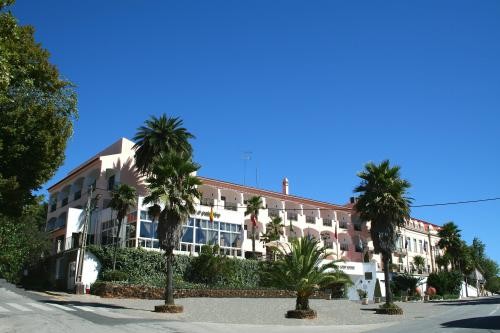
[75,185,100,294]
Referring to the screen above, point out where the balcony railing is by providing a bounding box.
[200,198,213,206]
[306,216,315,224]
[268,209,280,218]
[339,222,348,229]
[224,203,238,211]
[287,212,298,221]
[340,244,349,251]
[322,218,333,227]
[324,241,334,249]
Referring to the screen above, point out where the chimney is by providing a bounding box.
[282,177,289,195]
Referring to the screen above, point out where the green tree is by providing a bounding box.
[265,237,345,318]
[354,160,412,312]
[0,198,49,282]
[260,216,284,244]
[0,1,77,217]
[108,184,136,271]
[143,151,201,311]
[437,222,462,270]
[133,114,193,175]
[244,196,264,257]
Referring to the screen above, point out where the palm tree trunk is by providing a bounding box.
[112,218,123,271]
[165,253,175,305]
[295,295,309,310]
[251,224,256,254]
[383,252,393,305]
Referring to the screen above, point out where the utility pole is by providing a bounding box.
[75,185,98,294]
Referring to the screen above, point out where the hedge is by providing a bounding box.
[88,245,264,289]
[427,271,462,296]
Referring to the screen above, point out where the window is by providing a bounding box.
[354,224,362,231]
[406,237,411,251]
[419,240,423,253]
[413,239,417,253]
[364,272,373,280]
[107,175,115,190]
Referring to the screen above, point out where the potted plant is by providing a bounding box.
[357,289,369,305]
[374,279,382,303]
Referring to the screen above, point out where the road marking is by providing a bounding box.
[6,303,32,312]
[72,306,95,312]
[0,305,10,312]
[26,303,54,311]
[48,303,76,311]
[488,305,500,316]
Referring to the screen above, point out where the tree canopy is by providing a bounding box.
[0,1,77,216]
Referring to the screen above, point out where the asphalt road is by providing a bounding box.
[1,279,498,333]
[367,296,500,333]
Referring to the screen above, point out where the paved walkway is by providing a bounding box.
[34,291,457,327]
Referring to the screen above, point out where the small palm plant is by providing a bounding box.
[265,237,345,319]
[108,184,136,271]
[413,255,426,274]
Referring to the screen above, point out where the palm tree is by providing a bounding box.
[244,196,264,257]
[108,184,137,271]
[133,114,194,175]
[437,222,462,270]
[354,160,412,313]
[143,151,201,312]
[262,216,284,242]
[266,237,346,319]
[413,255,426,274]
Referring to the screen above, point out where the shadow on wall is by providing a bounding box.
[441,316,500,330]
[112,158,147,196]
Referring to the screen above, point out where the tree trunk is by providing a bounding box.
[251,224,256,254]
[112,218,123,271]
[383,252,393,305]
[165,253,175,305]
[295,295,310,310]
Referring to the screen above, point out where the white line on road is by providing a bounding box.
[27,303,54,311]
[6,303,32,312]
[48,303,76,312]
[0,305,10,312]
[488,305,500,316]
[72,306,95,312]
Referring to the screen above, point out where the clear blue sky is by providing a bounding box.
[14,1,500,264]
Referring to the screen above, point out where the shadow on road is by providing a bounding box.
[441,316,500,330]
[41,300,130,310]
[434,296,500,307]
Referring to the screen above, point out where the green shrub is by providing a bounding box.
[374,279,382,298]
[88,245,263,289]
[427,271,462,296]
[442,294,459,300]
[101,270,128,282]
[392,273,424,296]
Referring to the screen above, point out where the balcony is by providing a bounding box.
[224,203,238,211]
[340,244,349,251]
[306,216,315,224]
[287,212,298,221]
[322,218,333,227]
[200,198,213,206]
[268,209,280,218]
[339,222,348,229]
[324,241,334,249]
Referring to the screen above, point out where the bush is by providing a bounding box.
[427,271,462,296]
[101,270,128,282]
[88,245,263,289]
[374,279,382,298]
[392,273,424,296]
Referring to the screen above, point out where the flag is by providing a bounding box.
[209,206,214,223]
[251,214,257,227]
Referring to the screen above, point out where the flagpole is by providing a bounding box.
[335,223,339,260]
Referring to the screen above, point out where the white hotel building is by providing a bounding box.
[45,138,442,297]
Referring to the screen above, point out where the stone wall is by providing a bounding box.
[91,282,330,299]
